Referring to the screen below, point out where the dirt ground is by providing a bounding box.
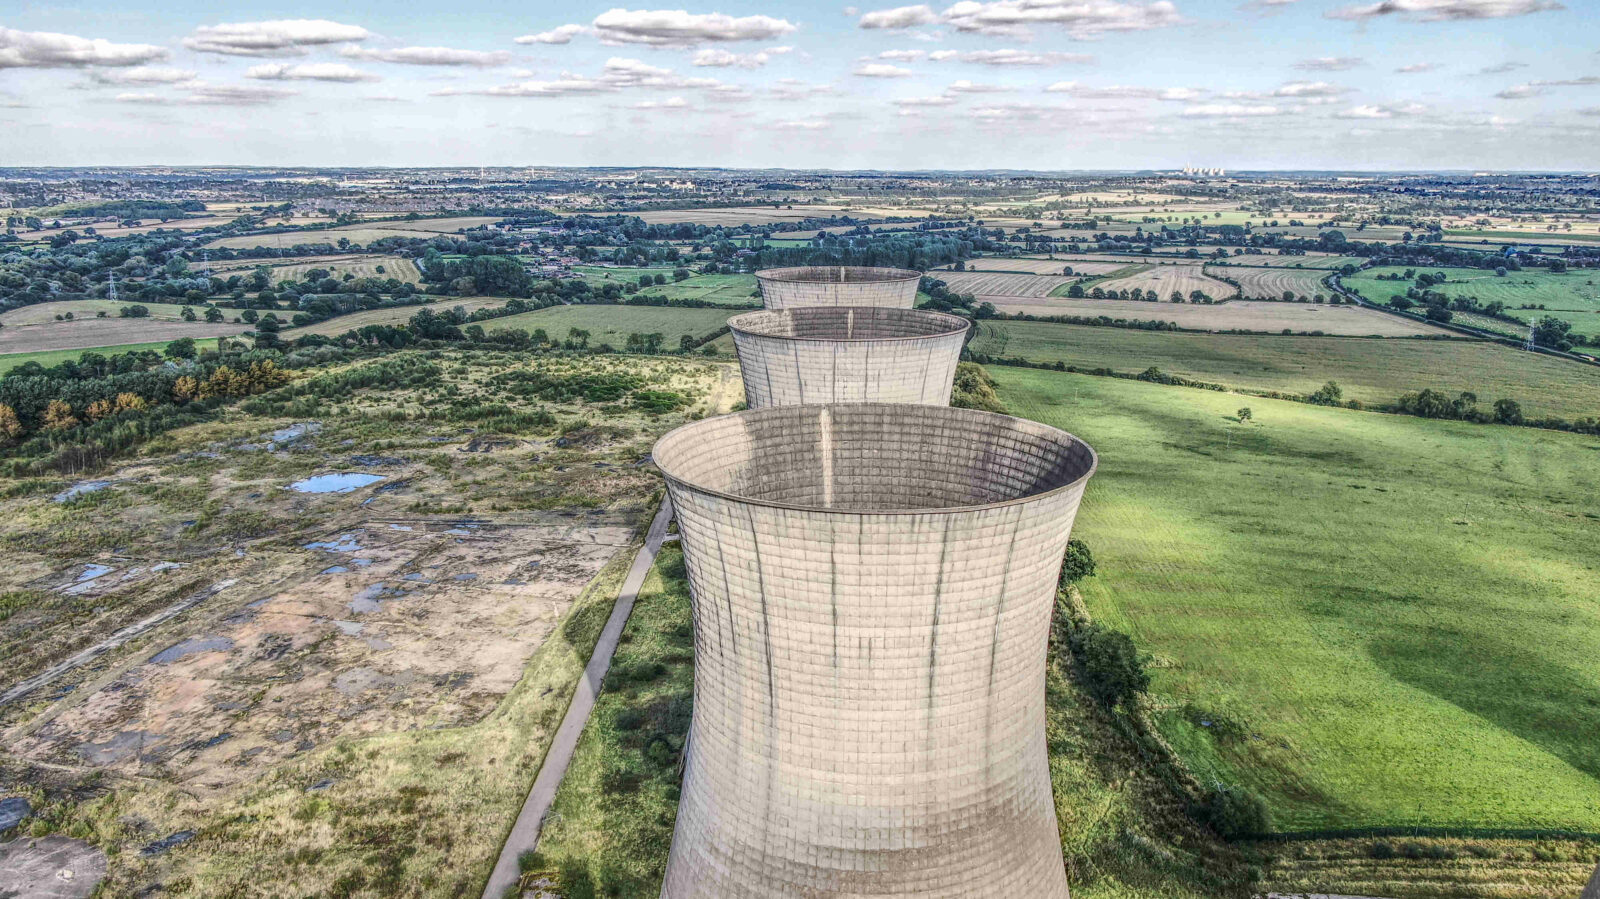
[0,318,245,355]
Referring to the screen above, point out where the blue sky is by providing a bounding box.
[2,0,1596,169]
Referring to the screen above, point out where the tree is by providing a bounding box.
[567,327,590,349]
[1308,381,1342,406]
[1068,624,1149,710]
[181,306,197,322]
[1493,398,1524,425]
[42,400,79,431]
[165,337,197,360]
[1058,538,1095,587]
[1532,316,1575,352]
[0,404,22,443]
[1237,407,1252,422]
[205,306,224,323]
[254,313,282,350]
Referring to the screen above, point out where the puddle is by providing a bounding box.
[305,533,364,553]
[288,473,385,494]
[321,565,349,575]
[76,730,161,766]
[54,481,113,503]
[75,564,116,583]
[388,524,413,531]
[150,636,234,664]
[139,831,195,858]
[349,583,412,615]
[333,620,365,636]
[453,573,479,582]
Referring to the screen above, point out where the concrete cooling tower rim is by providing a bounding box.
[653,403,1098,516]
[726,307,972,344]
[755,265,923,285]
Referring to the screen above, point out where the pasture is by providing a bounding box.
[1095,263,1236,300]
[1344,267,1600,329]
[997,367,1600,832]
[938,271,1075,297]
[0,309,244,356]
[0,300,198,325]
[1208,254,1362,269]
[489,305,735,346]
[1217,266,1332,301]
[204,216,501,250]
[581,270,760,306]
[213,254,421,284]
[968,322,1600,419]
[594,206,906,227]
[988,297,1440,336]
[0,339,191,374]
[282,298,511,336]
[940,258,1126,276]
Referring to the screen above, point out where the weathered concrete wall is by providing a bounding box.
[729,307,970,408]
[756,266,921,310]
[655,404,1095,899]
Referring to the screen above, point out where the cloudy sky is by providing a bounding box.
[2,0,1596,170]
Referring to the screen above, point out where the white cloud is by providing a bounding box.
[1295,56,1364,71]
[516,25,586,44]
[440,56,729,97]
[878,49,927,61]
[1497,76,1600,99]
[858,5,940,28]
[895,94,955,106]
[771,119,831,130]
[1273,80,1350,97]
[1328,0,1563,21]
[929,49,959,61]
[1182,103,1283,117]
[634,96,689,108]
[340,46,510,66]
[1395,62,1438,73]
[247,63,379,82]
[941,0,1183,38]
[1045,82,1201,100]
[117,81,299,105]
[1476,61,1526,74]
[770,79,837,100]
[0,27,168,69]
[590,9,797,47]
[941,49,1093,66]
[692,48,773,68]
[947,79,1010,92]
[854,62,914,77]
[1496,84,1539,99]
[1334,102,1425,117]
[86,66,196,85]
[183,20,369,57]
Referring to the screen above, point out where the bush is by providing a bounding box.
[1058,538,1095,587]
[950,361,1006,413]
[1068,623,1148,710]
[1191,784,1271,839]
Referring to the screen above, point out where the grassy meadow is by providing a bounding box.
[994,366,1600,832]
[1344,266,1600,337]
[491,305,735,346]
[577,268,760,307]
[967,322,1600,420]
[0,339,198,373]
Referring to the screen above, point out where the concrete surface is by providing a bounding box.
[654,404,1097,899]
[729,306,969,408]
[756,266,921,310]
[0,836,107,899]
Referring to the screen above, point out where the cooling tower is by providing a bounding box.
[728,306,971,409]
[755,266,922,310]
[655,403,1096,899]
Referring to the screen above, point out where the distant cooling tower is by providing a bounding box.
[655,404,1096,899]
[755,265,922,309]
[728,306,970,408]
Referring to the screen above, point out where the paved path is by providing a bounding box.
[480,499,674,899]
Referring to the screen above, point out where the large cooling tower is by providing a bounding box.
[655,404,1096,899]
[755,265,922,309]
[728,306,971,408]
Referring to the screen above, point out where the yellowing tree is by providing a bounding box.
[173,375,200,403]
[0,404,22,443]
[42,400,79,431]
[113,392,148,413]
[86,399,115,421]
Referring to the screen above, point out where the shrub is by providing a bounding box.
[950,362,1006,413]
[1058,538,1095,587]
[1068,623,1148,710]
[1191,784,1271,839]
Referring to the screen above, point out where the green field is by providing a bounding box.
[0,339,188,373]
[579,269,760,307]
[1344,266,1600,336]
[996,367,1600,832]
[490,305,734,346]
[967,321,1600,420]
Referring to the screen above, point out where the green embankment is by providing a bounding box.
[993,366,1600,833]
